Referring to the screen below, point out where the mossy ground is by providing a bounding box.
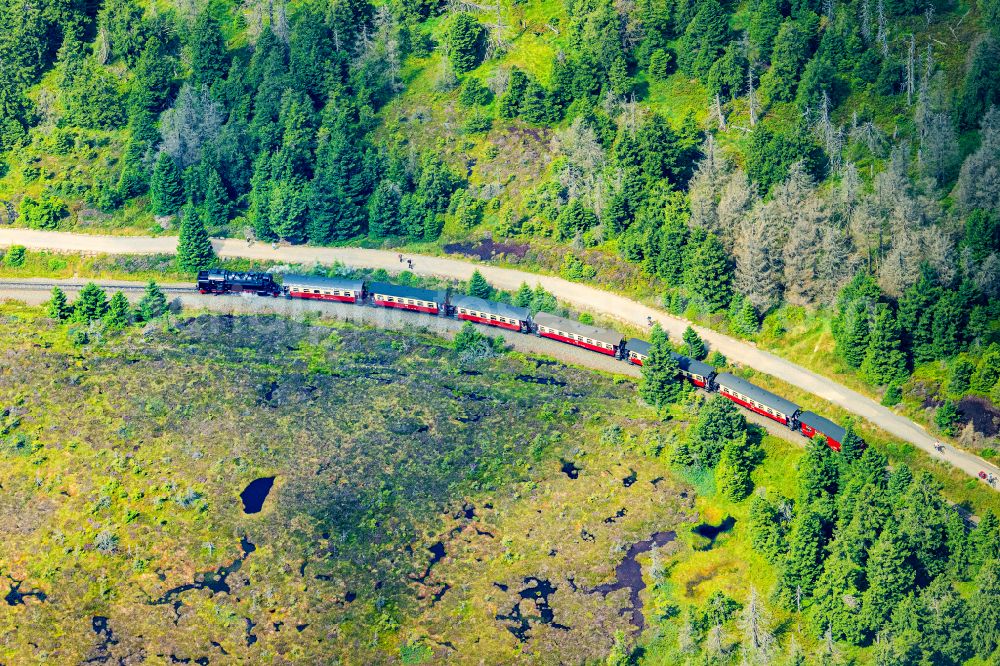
[0,303,760,664]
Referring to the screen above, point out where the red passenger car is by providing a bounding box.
[368,282,446,314]
[714,372,801,428]
[533,312,622,356]
[283,274,365,303]
[798,411,847,451]
[451,295,530,332]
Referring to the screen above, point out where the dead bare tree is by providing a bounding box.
[860,0,873,42]
[906,34,916,105]
[715,94,727,130]
[877,0,889,57]
[736,211,784,311]
[484,1,511,59]
[746,63,759,127]
[738,586,775,664]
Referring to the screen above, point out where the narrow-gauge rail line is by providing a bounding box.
[1,227,998,489]
[0,279,189,293]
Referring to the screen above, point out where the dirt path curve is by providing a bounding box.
[2,228,998,488]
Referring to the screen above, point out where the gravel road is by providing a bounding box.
[1,228,997,488]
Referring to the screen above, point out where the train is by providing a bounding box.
[196,269,850,451]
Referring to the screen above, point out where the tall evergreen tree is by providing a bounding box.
[150,153,186,216]
[839,423,865,463]
[639,324,682,410]
[860,528,914,637]
[761,20,810,103]
[467,270,493,299]
[47,286,71,321]
[368,181,401,238]
[717,432,758,501]
[201,168,228,230]
[690,396,747,466]
[678,0,731,78]
[860,304,907,385]
[104,291,131,330]
[514,282,533,308]
[136,281,167,322]
[779,509,825,603]
[841,302,871,368]
[972,511,1000,567]
[682,326,707,360]
[897,268,939,362]
[931,291,965,359]
[447,13,485,73]
[189,10,229,89]
[685,233,732,312]
[797,436,839,515]
[970,559,1000,659]
[748,494,788,558]
[73,283,109,323]
[176,204,216,272]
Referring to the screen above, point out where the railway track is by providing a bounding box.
[0,279,189,293]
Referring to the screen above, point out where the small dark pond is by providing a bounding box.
[90,615,118,663]
[495,577,570,641]
[589,531,676,632]
[412,542,446,584]
[151,536,256,607]
[4,577,47,606]
[240,477,275,514]
[693,516,736,546]
[560,460,580,479]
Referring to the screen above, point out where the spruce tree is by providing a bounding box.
[842,302,871,368]
[608,56,632,97]
[732,298,760,337]
[972,511,1000,567]
[972,347,1000,393]
[931,291,964,359]
[685,233,732,313]
[860,304,907,385]
[810,537,866,644]
[897,270,939,362]
[779,509,825,603]
[970,560,1000,659]
[47,286,71,321]
[150,153,186,216]
[201,168,228,230]
[949,358,975,395]
[447,13,485,74]
[682,326,707,360]
[678,0,731,78]
[74,283,109,323]
[514,282,533,308]
[467,270,493,299]
[797,436,839,514]
[839,423,865,462]
[717,432,757,501]
[945,509,971,579]
[190,10,229,89]
[860,528,914,637]
[639,324,682,410]
[104,291,131,330]
[691,396,747,466]
[176,204,216,272]
[748,494,787,558]
[368,181,401,238]
[136,281,167,322]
